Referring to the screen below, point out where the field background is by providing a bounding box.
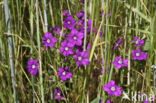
[0,0,156,103]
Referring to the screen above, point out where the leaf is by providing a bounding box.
[143,38,150,51]
[124,3,151,23]
[90,97,100,103]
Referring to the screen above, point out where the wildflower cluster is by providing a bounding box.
[25,6,148,103]
[102,36,147,102]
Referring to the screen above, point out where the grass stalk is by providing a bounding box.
[30,0,35,102]
[43,0,48,32]
[83,0,87,51]
[82,0,87,102]
[36,0,44,102]
[3,0,17,102]
[43,0,53,101]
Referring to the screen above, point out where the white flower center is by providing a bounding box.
[67,21,71,24]
[135,40,139,44]
[115,43,119,47]
[78,56,82,61]
[111,86,115,91]
[47,39,50,43]
[62,71,66,75]
[73,36,77,40]
[136,53,140,56]
[65,47,69,51]
[32,65,36,69]
[57,93,60,96]
[118,60,122,64]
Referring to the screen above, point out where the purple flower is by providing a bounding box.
[79,0,84,4]
[76,11,84,20]
[131,36,144,47]
[112,56,128,69]
[63,10,70,17]
[99,30,102,37]
[49,25,61,35]
[144,95,154,103]
[63,16,76,30]
[112,37,122,50]
[26,59,39,75]
[76,20,84,27]
[132,48,147,60]
[54,88,64,100]
[66,29,84,46]
[103,80,122,97]
[79,19,95,35]
[73,49,89,66]
[42,32,57,47]
[60,40,74,56]
[106,100,111,103]
[57,67,72,81]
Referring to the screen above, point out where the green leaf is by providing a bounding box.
[90,97,100,103]
[144,38,150,51]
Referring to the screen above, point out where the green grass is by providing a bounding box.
[0,0,156,103]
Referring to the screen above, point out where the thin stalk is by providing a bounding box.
[3,0,17,102]
[83,0,87,51]
[128,10,132,94]
[89,0,95,40]
[30,0,35,102]
[43,0,53,100]
[89,0,92,15]
[43,0,48,32]
[104,0,109,85]
[82,0,87,102]
[154,51,156,93]
[36,0,44,102]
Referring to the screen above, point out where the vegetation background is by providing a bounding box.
[0,0,156,103]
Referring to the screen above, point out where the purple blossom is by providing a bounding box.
[66,29,84,46]
[112,56,128,69]
[76,11,84,20]
[54,88,64,100]
[131,36,144,47]
[73,49,89,66]
[100,61,104,75]
[49,25,61,35]
[63,10,70,17]
[132,48,147,60]
[100,67,104,75]
[42,32,57,47]
[63,16,76,30]
[57,67,72,81]
[103,80,122,97]
[106,100,111,103]
[112,37,122,50]
[79,19,95,34]
[144,95,154,103]
[26,59,39,75]
[76,19,84,27]
[79,0,84,4]
[60,40,74,56]
[99,30,102,37]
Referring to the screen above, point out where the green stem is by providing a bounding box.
[30,0,35,102]
[4,0,17,102]
[36,0,44,102]
[83,0,87,51]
